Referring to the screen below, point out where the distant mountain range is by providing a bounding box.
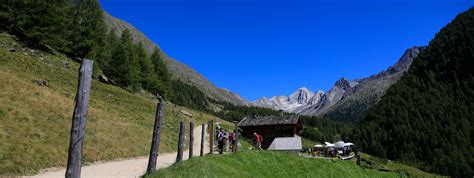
[251,46,424,121]
[102,10,424,116]
[103,12,246,105]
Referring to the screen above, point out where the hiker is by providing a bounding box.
[215,125,220,145]
[223,129,228,152]
[228,131,234,150]
[254,133,263,150]
[218,128,225,154]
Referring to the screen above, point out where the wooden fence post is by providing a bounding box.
[208,120,214,154]
[200,124,205,156]
[146,96,165,174]
[233,121,239,153]
[65,59,93,178]
[176,122,185,162]
[189,122,194,159]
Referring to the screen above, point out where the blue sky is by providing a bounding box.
[100,0,473,101]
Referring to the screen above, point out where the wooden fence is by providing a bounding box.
[65,59,239,177]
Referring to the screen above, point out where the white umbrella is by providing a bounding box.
[325,142,335,148]
[314,144,323,148]
[344,142,354,147]
[334,141,345,148]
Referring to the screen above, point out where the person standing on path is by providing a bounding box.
[218,128,225,154]
[254,133,263,150]
[228,131,234,150]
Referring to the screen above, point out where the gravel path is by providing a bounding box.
[29,125,209,178]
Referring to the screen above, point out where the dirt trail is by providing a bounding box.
[29,125,209,178]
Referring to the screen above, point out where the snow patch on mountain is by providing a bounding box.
[251,87,322,112]
[251,79,359,115]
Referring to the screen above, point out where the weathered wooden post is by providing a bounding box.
[208,120,214,154]
[200,124,205,156]
[189,122,194,159]
[146,96,165,174]
[356,154,361,165]
[65,59,93,178]
[233,121,239,153]
[176,122,185,162]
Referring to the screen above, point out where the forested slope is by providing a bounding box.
[353,7,474,176]
[0,0,222,111]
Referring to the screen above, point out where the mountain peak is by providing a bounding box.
[289,87,314,104]
[260,97,269,100]
[315,90,324,95]
[334,78,351,89]
[297,87,311,92]
[392,46,424,72]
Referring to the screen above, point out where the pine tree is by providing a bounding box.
[136,42,159,92]
[102,29,118,71]
[69,0,107,60]
[109,29,140,91]
[150,48,171,97]
[0,0,72,52]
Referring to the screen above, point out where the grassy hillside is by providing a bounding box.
[145,150,437,177]
[0,33,230,175]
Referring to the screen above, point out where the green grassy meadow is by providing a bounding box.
[145,149,439,178]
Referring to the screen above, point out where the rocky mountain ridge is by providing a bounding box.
[252,87,325,112]
[251,46,424,121]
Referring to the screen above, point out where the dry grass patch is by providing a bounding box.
[0,33,228,175]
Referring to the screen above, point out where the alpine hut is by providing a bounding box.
[237,115,302,149]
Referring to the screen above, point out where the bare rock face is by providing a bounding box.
[289,87,314,104]
[334,78,351,90]
[307,90,324,105]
